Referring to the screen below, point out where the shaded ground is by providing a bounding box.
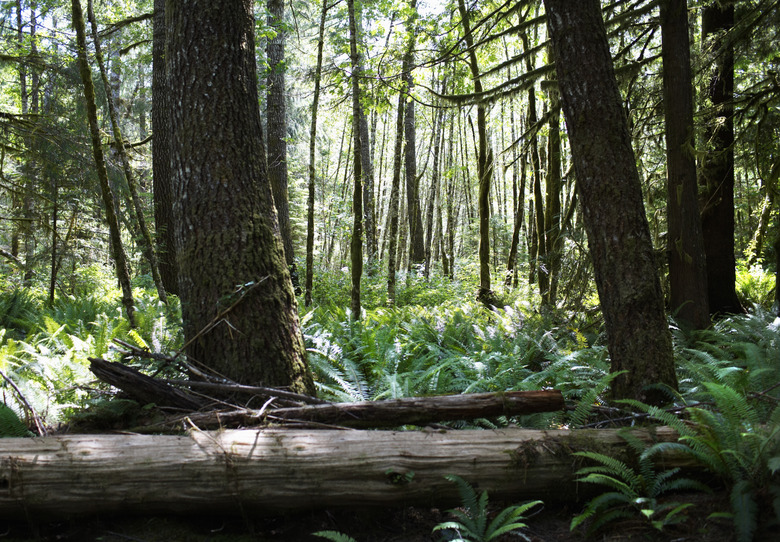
[0,492,744,541]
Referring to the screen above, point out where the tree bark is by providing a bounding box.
[166,0,314,394]
[700,1,743,316]
[87,0,167,306]
[266,0,296,291]
[305,0,329,307]
[0,426,693,517]
[347,0,364,321]
[457,0,493,302]
[71,0,136,327]
[152,0,178,295]
[543,0,677,404]
[661,0,710,329]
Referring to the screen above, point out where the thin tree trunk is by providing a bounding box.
[71,0,135,326]
[305,0,329,307]
[88,0,167,305]
[347,0,364,320]
[544,0,677,404]
[456,0,493,301]
[661,0,710,328]
[424,80,445,279]
[386,83,405,304]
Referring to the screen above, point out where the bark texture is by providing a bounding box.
[166,0,314,394]
[661,0,710,328]
[544,0,677,404]
[347,0,364,320]
[700,1,743,316]
[0,426,692,517]
[266,0,296,277]
[152,0,178,295]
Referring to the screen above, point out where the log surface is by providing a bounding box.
[0,426,694,517]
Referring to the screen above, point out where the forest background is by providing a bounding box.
[0,0,779,539]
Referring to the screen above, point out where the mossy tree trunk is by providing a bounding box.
[544,0,677,404]
[305,0,329,307]
[71,0,136,327]
[700,1,744,316]
[457,0,493,302]
[87,0,167,306]
[660,0,710,328]
[166,0,314,394]
[267,0,296,291]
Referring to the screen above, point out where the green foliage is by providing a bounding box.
[735,263,776,310]
[312,531,358,542]
[304,300,609,429]
[0,403,33,437]
[570,431,710,536]
[432,475,542,542]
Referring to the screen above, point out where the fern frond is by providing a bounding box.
[568,371,624,427]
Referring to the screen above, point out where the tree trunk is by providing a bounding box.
[166,0,314,394]
[347,0,364,321]
[545,80,563,305]
[457,0,493,302]
[71,0,136,327]
[305,0,329,307]
[152,0,178,295]
[544,0,677,404]
[87,0,167,306]
[403,35,425,267]
[424,80,445,279]
[266,0,297,292]
[700,1,743,316]
[661,0,710,329]
[0,426,693,517]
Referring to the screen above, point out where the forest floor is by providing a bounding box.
[0,490,750,541]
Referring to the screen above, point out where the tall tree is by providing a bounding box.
[71,0,135,326]
[457,0,494,303]
[347,0,364,320]
[543,0,677,404]
[305,0,329,307]
[152,0,177,295]
[660,0,710,328]
[87,0,167,305]
[166,0,314,393]
[266,0,297,290]
[700,0,743,315]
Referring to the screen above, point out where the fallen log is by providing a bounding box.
[151,390,566,431]
[0,426,698,517]
[267,390,565,427]
[88,357,205,410]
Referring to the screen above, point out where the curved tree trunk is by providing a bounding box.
[544,0,677,404]
[166,0,313,394]
[87,0,167,306]
[71,0,135,327]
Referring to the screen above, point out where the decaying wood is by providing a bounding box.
[0,426,696,517]
[143,390,564,431]
[88,357,204,410]
[268,390,565,427]
[89,357,564,430]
